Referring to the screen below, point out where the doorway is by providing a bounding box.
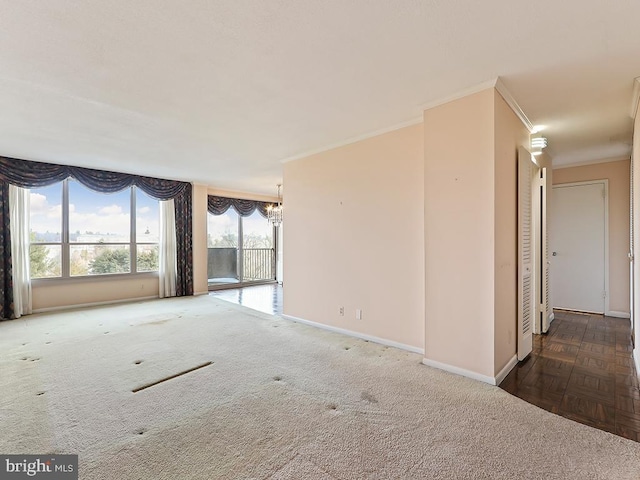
[207,209,277,288]
[550,180,608,314]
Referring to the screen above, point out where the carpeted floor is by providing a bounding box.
[1,295,639,479]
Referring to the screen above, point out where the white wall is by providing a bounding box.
[33,275,158,311]
[424,89,496,378]
[423,88,529,382]
[283,124,425,350]
[192,184,209,295]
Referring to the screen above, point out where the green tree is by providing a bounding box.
[137,248,159,272]
[29,232,59,278]
[70,249,89,276]
[89,248,130,274]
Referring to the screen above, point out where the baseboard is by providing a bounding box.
[635,348,640,379]
[421,358,497,385]
[33,295,159,314]
[607,310,631,319]
[281,314,424,355]
[495,355,518,386]
[542,312,555,333]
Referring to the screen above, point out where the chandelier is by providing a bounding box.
[266,184,283,227]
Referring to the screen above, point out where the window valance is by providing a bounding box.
[207,195,271,218]
[0,156,189,199]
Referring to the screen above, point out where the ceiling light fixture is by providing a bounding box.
[531,135,548,157]
[266,184,283,227]
[531,136,548,150]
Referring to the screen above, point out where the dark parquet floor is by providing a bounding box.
[500,310,640,441]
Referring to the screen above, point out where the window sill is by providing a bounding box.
[32,271,159,286]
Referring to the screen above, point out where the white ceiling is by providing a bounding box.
[1,1,639,194]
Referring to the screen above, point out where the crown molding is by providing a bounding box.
[280,77,534,164]
[418,78,499,111]
[552,155,630,170]
[631,77,640,119]
[418,77,534,133]
[495,78,534,133]
[280,116,423,164]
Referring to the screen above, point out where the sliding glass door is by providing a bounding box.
[207,209,276,288]
[207,208,240,286]
[242,211,276,282]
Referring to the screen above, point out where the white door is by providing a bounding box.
[540,167,553,333]
[518,148,535,360]
[550,182,607,313]
[630,159,635,346]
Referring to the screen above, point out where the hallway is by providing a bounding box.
[500,310,640,441]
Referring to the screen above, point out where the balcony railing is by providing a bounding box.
[207,247,275,284]
[243,248,276,281]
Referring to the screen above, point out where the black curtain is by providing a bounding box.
[207,195,271,218]
[0,182,12,320]
[0,156,193,319]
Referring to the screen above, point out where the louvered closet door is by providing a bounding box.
[631,157,635,347]
[541,167,553,333]
[518,147,535,360]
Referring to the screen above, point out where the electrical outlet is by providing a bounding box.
[339,306,344,316]
[356,309,362,320]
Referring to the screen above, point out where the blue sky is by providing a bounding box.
[30,181,159,241]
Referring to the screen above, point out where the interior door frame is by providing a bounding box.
[206,209,279,290]
[551,179,610,315]
[533,165,553,334]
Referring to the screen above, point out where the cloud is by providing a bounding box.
[69,211,130,236]
[30,191,159,239]
[30,193,48,212]
[30,192,62,233]
[99,205,123,215]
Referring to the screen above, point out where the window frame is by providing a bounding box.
[30,179,160,281]
[206,208,277,289]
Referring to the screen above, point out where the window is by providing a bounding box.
[136,189,160,272]
[29,183,62,278]
[207,208,275,287]
[29,179,160,279]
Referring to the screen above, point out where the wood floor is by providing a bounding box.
[210,283,283,316]
[500,310,640,442]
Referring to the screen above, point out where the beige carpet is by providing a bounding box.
[1,295,639,479]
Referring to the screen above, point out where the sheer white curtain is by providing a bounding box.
[159,199,177,298]
[9,185,32,317]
